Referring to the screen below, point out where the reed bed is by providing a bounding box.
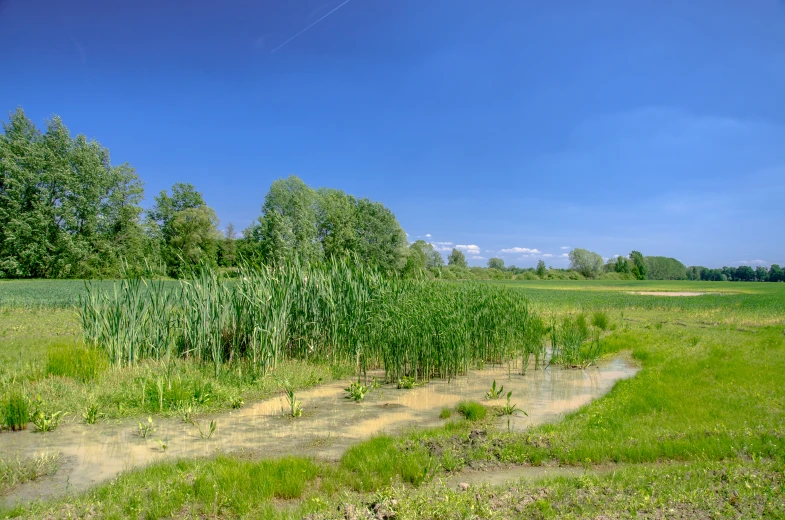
[80,260,545,382]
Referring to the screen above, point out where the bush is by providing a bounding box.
[592,311,610,331]
[46,344,108,383]
[456,401,487,421]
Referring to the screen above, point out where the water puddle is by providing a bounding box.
[1,357,637,506]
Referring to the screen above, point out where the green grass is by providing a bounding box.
[0,453,62,495]
[456,401,487,421]
[1,279,784,518]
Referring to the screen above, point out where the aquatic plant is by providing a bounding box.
[396,376,421,389]
[283,386,302,418]
[229,395,244,409]
[79,260,545,383]
[439,408,452,419]
[498,391,526,417]
[46,344,107,383]
[31,410,67,432]
[484,380,504,399]
[81,401,104,424]
[2,390,30,431]
[138,417,156,438]
[344,380,369,402]
[196,419,217,440]
[456,401,487,422]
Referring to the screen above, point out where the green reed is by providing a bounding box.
[80,259,546,382]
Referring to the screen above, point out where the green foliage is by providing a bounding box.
[484,379,504,399]
[645,255,687,280]
[397,376,421,389]
[2,389,30,431]
[283,385,302,417]
[498,391,525,416]
[630,250,648,280]
[0,108,147,279]
[447,248,467,268]
[439,407,452,419]
[536,259,547,278]
[138,416,156,438]
[340,436,431,491]
[456,401,487,421]
[0,453,62,494]
[569,248,604,278]
[81,401,104,424]
[591,310,610,330]
[344,380,369,402]
[31,409,67,432]
[46,343,107,382]
[550,314,603,368]
[196,419,217,440]
[487,257,504,270]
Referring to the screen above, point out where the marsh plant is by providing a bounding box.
[31,410,67,433]
[484,380,504,399]
[2,389,30,431]
[80,261,546,383]
[344,380,369,402]
[498,391,526,417]
[138,417,157,438]
[196,419,217,440]
[283,386,302,418]
[229,395,244,409]
[550,315,603,368]
[397,376,421,389]
[456,401,487,422]
[81,401,104,424]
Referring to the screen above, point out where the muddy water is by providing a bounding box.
[1,357,637,506]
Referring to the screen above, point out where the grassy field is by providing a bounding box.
[1,279,784,518]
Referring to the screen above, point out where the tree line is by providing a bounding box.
[0,109,407,278]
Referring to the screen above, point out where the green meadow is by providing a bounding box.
[1,277,783,518]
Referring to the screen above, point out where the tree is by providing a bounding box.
[448,248,468,268]
[754,266,769,282]
[536,259,547,278]
[613,256,631,274]
[769,264,784,282]
[629,251,647,280]
[569,248,604,278]
[487,258,504,270]
[0,108,146,278]
[410,240,443,269]
[217,223,238,267]
[148,183,220,276]
[644,256,687,280]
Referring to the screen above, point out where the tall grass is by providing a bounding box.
[80,259,545,382]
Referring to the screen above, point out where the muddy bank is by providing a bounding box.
[1,357,637,506]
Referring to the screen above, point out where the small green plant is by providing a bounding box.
[344,380,369,402]
[138,417,156,438]
[2,390,30,431]
[46,344,108,383]
[370,376,381,390]
[498,391,527,417]
[439,408,452,419]
[592,311,610,331]
[81,401,104,424]
[284,386,303,417]
[229,395,244,409]
[485,379,504,399]
[181,406,194,424]
[31,410,67,433]
[397,376,421,389]
[196,419,217,440]
[456,401,487,421]
[157,439,169,452]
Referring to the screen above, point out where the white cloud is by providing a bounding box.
[456,244,481,255]
[433,241,453,246]
[425,233,432,238]
[560,253,569,258]
[541,253,553,258]
[736,259,768,266]
[499,247,541,255]
[471,255,486,260]
[560,246,570,250]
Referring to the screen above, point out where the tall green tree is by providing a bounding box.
[629,250,648,280]
[0,108,146,278]
[536,259,547,278]
[568,248,604,278]
[447,248,468,268]
[410,240,444,269]
[147,183,220,276]
[487,258,505,270]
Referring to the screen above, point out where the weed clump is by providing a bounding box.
[2,390,30,431]
[46,344,107,382]
[456,401,487,421]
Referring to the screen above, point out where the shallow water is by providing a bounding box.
[1,357,637,506]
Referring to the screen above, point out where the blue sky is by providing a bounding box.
[1,0,783,268]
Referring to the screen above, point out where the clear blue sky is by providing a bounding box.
[2,0,783,268]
